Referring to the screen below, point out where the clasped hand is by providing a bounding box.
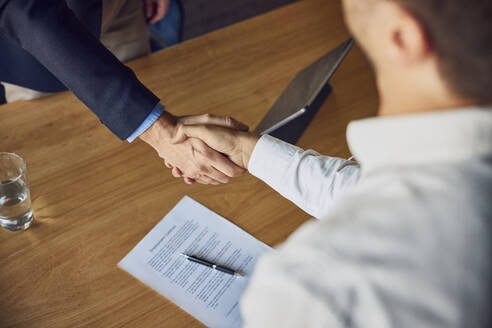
[140,112,259,185]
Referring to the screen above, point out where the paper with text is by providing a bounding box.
[118,196,272,327]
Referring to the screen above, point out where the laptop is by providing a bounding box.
[253,38,354,144]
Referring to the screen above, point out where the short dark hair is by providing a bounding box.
[395,0,492,104]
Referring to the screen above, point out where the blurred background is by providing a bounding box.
[180,0,298,40]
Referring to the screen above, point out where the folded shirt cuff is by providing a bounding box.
[126,103,165,142]
[248,134,301,183]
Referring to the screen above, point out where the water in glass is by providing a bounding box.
[0,179,33,231]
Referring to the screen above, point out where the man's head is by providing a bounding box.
[342,0,492,115]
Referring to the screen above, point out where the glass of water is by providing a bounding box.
[0,152,34,231]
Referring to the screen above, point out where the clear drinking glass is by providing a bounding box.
[0,153,34,231]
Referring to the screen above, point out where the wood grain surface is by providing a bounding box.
[0,0,378,327]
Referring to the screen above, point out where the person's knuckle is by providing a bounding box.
[198,164,210,173]
[202,147,216,160]
[188,171,200,179]
[224,116,236,126]
[192,142,204,154]
[202,113,213,122]
[187,166,199,176]
[176,122,185,135]
[231,166,245,177]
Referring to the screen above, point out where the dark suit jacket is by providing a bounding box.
[0,0,160,139]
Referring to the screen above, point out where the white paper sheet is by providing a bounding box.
[118,196,272,327]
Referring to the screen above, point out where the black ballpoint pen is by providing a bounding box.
[180,253,243,277]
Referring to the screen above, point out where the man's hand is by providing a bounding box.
[139,112,249,185]
[143,0,171,25]
[173,124,260,170]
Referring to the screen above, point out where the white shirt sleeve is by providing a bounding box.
[248,135,361,219]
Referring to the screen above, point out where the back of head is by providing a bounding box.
[395,0,492,104]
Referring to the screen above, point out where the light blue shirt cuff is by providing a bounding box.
[126,103,165,142]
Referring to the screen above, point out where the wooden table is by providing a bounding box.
[0,0,378,327]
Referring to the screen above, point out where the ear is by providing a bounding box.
[385,2,432,66]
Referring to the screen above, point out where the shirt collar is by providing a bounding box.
[347,107,492,174]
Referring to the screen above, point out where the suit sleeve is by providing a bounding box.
[0,0,160,140]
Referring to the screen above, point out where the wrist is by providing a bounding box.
[139,111,177,147]
[238,133,260,170]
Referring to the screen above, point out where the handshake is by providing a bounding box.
[139,111,260,185]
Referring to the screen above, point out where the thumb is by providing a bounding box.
[174,125,230,154]
[171,124,212,145]
[176,125,245,165]
[175,125,211,143]
[178,114,249,131]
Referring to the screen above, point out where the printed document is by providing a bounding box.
[119,196,272,327]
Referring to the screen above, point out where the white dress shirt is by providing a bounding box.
[240,108,492,327]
